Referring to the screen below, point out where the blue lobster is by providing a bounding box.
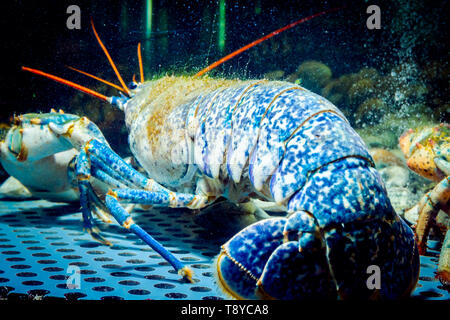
[1,10,419,299]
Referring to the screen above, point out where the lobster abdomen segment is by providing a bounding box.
[190,81,370,202]
[193,80,295,181]
[193,83,258,179]
[287,157,388,227]
[266,111,372,204]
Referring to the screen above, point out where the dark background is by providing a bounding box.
[0,0,448,150]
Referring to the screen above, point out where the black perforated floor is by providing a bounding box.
[0,200,448,300]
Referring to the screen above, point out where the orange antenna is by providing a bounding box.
[22,66,109,102]
[137,42,144,83]
[90,19,131,96]
[194,7,343,77]
[66,65,127,93]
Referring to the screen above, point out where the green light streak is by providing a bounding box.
[255,0,261,15]
[159,7,168,54]
[120,2,128,37]
[145,0,153,39]
[218,0,226,53]
[144,0,153,72]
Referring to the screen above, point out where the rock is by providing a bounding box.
[386,186,419,217]
[322,74,356,98]
[358,115,434,150]
[369,148,406,168]
[356,67,380,81]
[379,165,410,188]
[295,60,332,93]
[348,78,376,106]
[357,127,399,149]
[402,84,428,104]
[0,176,33,199]
[264,70,285,80]
[321,74,360,112]
[285,72,298,83]
[355,98,388,126]
[379,111,435,139]
[407,169,435,195]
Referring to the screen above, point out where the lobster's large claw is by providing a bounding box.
[0,112,113,237]
[215,217,337,299]
[0,113,82,201]
[215,218,286,299]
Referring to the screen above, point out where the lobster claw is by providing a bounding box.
[215,218,286,299]
[215,214,338,299]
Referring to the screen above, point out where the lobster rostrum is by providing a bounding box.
[18,9,420,299]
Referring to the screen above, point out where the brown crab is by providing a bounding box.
[399,123,449,286]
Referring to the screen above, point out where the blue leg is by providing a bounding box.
[86,183,113,223]
[105,188,201,282]
[91,166,128,189]
[74,139,212,282]
[84,139,209,209]
[85,139,167,192]
[90,153,137,189]
[75,149,112,245]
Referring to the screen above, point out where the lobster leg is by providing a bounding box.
[90,153,137,189]
[413,176,450,255]
[104,188,203,282]
[436,229,450,286]
[82,138,210,210]
[75,148,113,245]
[84,139,157,191]
[87,185,113,223]
[74,139,208,282]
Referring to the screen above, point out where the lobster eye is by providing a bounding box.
[7,127,22,156]
[128,81,138,90]
[0,123,11,142]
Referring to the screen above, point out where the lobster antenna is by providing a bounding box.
[66,65,127,93]
[22,66,109,102]
[137,42,145,83]
[194,7,343,77]
[90,19,131,96]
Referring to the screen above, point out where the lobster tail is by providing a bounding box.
[216,156,420,299]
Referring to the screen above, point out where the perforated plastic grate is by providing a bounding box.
[0,200,227,300]
[0,199,448,300]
